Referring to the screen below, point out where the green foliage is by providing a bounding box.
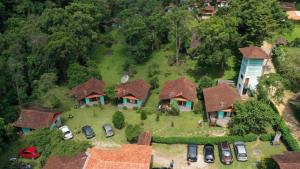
[32,73,57,99]
[112,111,125,129]
[150,77,159,89]
[152,133,257,144]
[230,100,276,135]
[197,76,213,99]
[140,110,147,120]
[260,133,275,142]
[168,100,180,116]
[104,86,117,103]
[260,158,280,169]
[125,124,142,143]
[67,62,102,88]
[193,101,204,114]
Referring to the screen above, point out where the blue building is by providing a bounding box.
[237,46,270,96]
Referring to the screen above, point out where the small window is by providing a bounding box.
[238,84,241,89]
[240,74,244,80]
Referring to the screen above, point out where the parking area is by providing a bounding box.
[152,141,287,169]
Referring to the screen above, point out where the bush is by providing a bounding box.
[125,124,142,143]
[150,77,159,89]
[193,101,204,114]
[276,117,300,151]
[112,111,125,129]
[140,110,147,120]
[152,133,257,145]
[168,100,180,116]
[260,133,275,141]
[197,76,213,99]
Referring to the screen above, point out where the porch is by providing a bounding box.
[80,95,105,107]
[208,110,232,128]
[117,96,143,109]
[160,99,193,112]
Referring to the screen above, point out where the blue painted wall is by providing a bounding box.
[100,96,105,105]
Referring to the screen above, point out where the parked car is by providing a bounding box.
[102,124,114,137]
[82,125,95,139]
[204,144,215,163]
[59,125,73,140]
[234,141,248,161]
[187,144,198,162]
[218,142,233,165]
[19,147,40,159]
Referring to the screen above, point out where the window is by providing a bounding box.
[238,83,241,89]
[240,74,244,80]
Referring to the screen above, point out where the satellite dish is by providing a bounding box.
[121,75,129,84]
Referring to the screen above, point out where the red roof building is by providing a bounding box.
[43,153,87,169]
[71,77,105,106]
[203,83,241,127]
[116,80,151,109]
[14,107,61,133]
[159,77,197,112]
[83,144,152,169]
[272,151,300,169]
[239,46,270,59]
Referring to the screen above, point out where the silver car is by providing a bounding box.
[234,141,248,161]
[102,124,114,137]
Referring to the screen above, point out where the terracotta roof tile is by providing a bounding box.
[272,151,300,169]
[159,77,197,102]
[239,46,270,59]
[43,153,87,169]
[203,83,241,112]
[14,107,61,129]
[84,144,152,169]
[71,77,105,101]
[116,80,151,100]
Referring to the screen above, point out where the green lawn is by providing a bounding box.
[270,23,300,43]
[63,105,227,144]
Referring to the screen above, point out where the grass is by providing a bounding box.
[270,23,300,43]
[63,105,227,144]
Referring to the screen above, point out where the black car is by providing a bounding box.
[218,142,233,165]
[204,144,215,163]
[82,125,95,139]
[102,124,114,137]
[187,144,198,162]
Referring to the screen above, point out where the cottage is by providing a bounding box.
[14,107,61,133]
[203,83,241,127]
[159,77,197,112]
[83,144,152,169]
[43,153,87,169]
[116,80,151,109]
[71,77,105,106]
[236,46,270,96]
[272,151,300,169]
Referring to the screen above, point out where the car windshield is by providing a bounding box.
[222,150,231,157]
[64,131,71,135]
[239,153,247,157]
[85,127,93,134]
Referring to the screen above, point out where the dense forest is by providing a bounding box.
[0,0,292,153]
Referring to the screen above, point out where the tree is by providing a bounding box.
[32,73,57,99]
[166,7,191,65]
[197,76,214,99]
[227,0,289,45]
[230,100,276,135]
[125,124,142,143]
[140,110,147,120]
[195,16,240,70]
[150,77,159,89]
[112,111,125,129]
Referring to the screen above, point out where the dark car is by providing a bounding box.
[218,142,233,165]
[19,147,40,159]
[187,144,198,162]
[204,144,215,163]
[102,124,114,137]
[82,125,95,139]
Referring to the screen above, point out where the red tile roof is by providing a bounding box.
[159,77,197,102]
[71,77,105,101]
[272,151,300,169]
[239,46,270,59]
[203,83,241,112]
[280,2,296,11]
[14,107,61,129]
[43,153,87,169]
[84,144,152,169]
[116,80,151,100]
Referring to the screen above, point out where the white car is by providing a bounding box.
[59,125,73,140]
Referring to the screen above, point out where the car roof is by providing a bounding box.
[236,145,246,154]
[24,147,37,151]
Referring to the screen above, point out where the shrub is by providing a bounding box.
[125,124,142,143]
[197,76,213,99]
[276,117,300,151]
[152,133,257,145]
[156,113,160,122]
[168,100,180,116]
[193,101,204,114]
[150,77,159,89]
[260,133,275,141]
[112,111,125,129]
[140,110,147,120]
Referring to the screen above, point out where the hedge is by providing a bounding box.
[276,118,300,151]
[260,133,275,142]
[152,133,257,145]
